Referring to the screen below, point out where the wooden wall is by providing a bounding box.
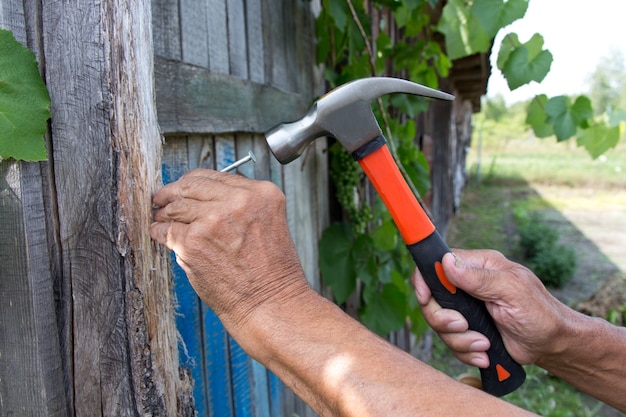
[152,1,327,416]
[1,0,192,416]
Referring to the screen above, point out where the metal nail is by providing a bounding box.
[220,150,257,173]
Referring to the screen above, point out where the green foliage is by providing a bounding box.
[316,0,620,339]
[525,92,623,158]
[0,29,50,161]
[497,33,553,90]
[544,95,593,141]
[316,0,539,339]
[437,0,528,60]
[515,211,577,288]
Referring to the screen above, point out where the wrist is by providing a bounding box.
[535,306,601,371]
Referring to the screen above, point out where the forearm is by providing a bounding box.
[230,285,535,417]
[537,311,626,412]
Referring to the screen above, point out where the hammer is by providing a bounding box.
[265,77,525,397]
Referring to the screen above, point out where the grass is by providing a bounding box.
[435,132,626,415]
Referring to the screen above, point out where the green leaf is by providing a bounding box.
[576,122,620,159]
[319,222,356,304]
[499,33,552,90]
[359,282,407,336]
[471,0,528,38]
[545,95,593,141]
[0,29,50,161]
[371,219,398,251]
[525,94,553,138]
[437,0,490,60]
[327,0,348,30]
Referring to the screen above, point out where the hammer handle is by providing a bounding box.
[356,140,525,397]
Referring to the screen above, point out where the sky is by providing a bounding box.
[486,0,626,104]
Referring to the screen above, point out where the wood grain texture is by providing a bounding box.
[227,0,248,78]
[155,57,311,135]
[0,162,68,417]
[246,0,265,83]
[151,0,181,59]
[180,0,209,67]
[207,0,229,73]
[40,0,191,415]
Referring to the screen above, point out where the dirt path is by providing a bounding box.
[531,185,626,310]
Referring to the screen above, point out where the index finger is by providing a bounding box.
[152,169,240,207]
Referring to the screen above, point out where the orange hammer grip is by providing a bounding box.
[357,145,434,245]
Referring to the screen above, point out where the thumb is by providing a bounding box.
[441,251,512,304]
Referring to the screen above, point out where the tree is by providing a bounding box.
[588,49,626,115]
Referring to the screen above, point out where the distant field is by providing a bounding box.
[468,125,626,189]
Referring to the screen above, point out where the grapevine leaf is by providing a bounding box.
[496,33,520,70]
[471,0,528,38]
[0,29,50,161]
[545,95,593,141]
[499,33,552,90]
[326,0,348,30]
[359,282,406,336]
[525,94,553,138]
[437,0,490,60]
[576,122,620,159]
[371,219,398,251]
[319,222,356,304]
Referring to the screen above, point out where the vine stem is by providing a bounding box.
[345,0,434,221]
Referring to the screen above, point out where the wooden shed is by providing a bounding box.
[0,0,489,416]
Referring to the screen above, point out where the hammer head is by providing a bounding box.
[265,77,454,164]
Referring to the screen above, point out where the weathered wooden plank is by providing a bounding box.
[180,0,209,67]
[227,0,248,78]
[245,0,265,83]
[151,0,182,59]
[187,134,215,170]
[0,162,68,417]
[252,360,271,417]
[263,0,289,90]
[281,0,296,91]
[155,57,311,134]
[252,134,272,181]
[0,0,26,42]
[235,133,255,178]
[230,338,255,417]
[269,372,284,417]
[207,0,229,73]
[203,306,235,416]
[216,135,237,169]
[42,1,190,415]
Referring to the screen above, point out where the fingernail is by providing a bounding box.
[452,252,464,268]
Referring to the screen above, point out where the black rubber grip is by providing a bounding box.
[408,231,526,397]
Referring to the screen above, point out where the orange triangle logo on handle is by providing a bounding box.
[496,364,511,382]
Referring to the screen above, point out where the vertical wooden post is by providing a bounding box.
[33,0,192,415]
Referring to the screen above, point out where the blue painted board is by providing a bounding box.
[203,305,234,416]
[230,337,254,417]
[162,155,210,416]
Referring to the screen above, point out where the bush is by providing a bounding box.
[515,212,577,288]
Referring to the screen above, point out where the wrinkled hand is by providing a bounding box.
[150,169,309,328]
[412,249,570,368]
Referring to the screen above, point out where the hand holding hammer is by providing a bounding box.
[265,77,526,397]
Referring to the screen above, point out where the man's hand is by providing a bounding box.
[412,249,570,367]
[150,169,310,328]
